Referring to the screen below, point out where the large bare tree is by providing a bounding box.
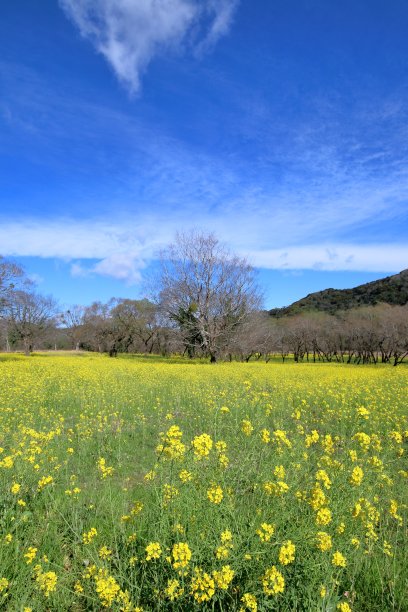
[158,231,262,362]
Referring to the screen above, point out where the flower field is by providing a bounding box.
[0,353,407,611]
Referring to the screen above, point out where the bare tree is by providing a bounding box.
[60,305,86,350]
[0,257,30,316]
[5,291,57,355]
[158,231,262,362]
[81,301,114,353]
[381,305,408,365]
[110,299,160,354]
[228,312,275,362]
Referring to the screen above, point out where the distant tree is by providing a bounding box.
[81,301,113,353]
[155,325,184,357]
[380,305,408,365]
[158,231,262,362]
[227,313,275,362]
[5,291,57,355]
[60,305,86,350]
[110,299,160,354]
[0,256,29,316]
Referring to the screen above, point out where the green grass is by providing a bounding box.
[0,353,407,610]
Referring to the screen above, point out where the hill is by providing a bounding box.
[269,269,408,317]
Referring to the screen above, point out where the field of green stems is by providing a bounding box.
[0,353,407,611]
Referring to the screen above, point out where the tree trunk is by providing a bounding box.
[23,338,30,356]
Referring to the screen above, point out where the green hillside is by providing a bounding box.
[269,268,408,317]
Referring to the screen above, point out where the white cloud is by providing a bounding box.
[0,218,172,260]
[246,245,408,273]
[71,254,145,284]
[27,272,44,285]
[59,0,238,93]
[70,262,90,278]
[194,0,238,55]
[0,218,406,282]
[93,253,146,283]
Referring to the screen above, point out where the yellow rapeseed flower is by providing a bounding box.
[337,603,352,612]
[241,420,254,436]
[165,578,184,601]
[316,507,332,526]
[192,433,213,459]
[191,568,215,603]
[145,542,162,561]
[36,570,58,597]
[256,523,275,542]
[278,540,296,565]
[99,546,113,560]
[316,531,332,551]
[82,527,97,544]
[24,547,37,564]
[207,484,223,504]
[37,475,53,491]
[171,542,192,570]
[350,466,364,486]
[262,566,285,595]
[332,551,347,568]
[240,593,258,611]
[213,565,234,589]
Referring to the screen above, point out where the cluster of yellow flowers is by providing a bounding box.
[156,425,186,460]
[262,566,285,596]
[191,568,215,603]
[207,483,224,504]
[216,529,234,559]
[97,457,114,478]
[0,354,406,609]
[35,568,58,598]
[37,475,54,491]
[192,432,213,458]
[256,522,275,542]
[83,527,98,544]
[171,542,192,570]
[278,540,296,565]
[316,531,332,552]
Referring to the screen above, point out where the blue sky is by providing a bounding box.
[1,0,408,309]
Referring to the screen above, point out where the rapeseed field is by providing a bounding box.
[0,353,406,611]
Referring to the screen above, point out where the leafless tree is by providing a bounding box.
[60,305,86,350]
[81,301,114,353]
[158,231,262,362]
[268,304,408,366]
[110,299,160,354]
[227,313,275,362]
[0,257,30,316]
[5,291,57,355]
[380,305,408,365]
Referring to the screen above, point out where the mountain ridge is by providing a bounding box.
[269,269,408,317]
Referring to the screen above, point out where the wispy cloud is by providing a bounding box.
[0,218,170,284]
[59,0,238,93]
[247,245,408,273]
[70,256,145,284]
[0,217,407,282]
[194,0,238,55]
[2,62,408,281]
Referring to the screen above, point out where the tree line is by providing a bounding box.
[1,233,407,364]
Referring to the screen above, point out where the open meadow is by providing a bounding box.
[0,353,407,611]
